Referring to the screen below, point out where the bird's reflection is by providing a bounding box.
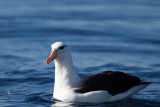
[51,98,160,107]
[51,101,75,107]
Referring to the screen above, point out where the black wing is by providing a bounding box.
[75,71,144,96]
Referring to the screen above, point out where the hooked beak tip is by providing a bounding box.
[46,58,49,66]
[46,60,48,66]
[46,49,57,66]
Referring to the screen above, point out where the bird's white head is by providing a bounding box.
[46,41,70,65]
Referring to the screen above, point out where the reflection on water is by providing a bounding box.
[51,98,160,107]
[52,102,74,107]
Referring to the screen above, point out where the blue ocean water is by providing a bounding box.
[0,0,160,106]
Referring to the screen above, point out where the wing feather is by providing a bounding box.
[75,71,142,95]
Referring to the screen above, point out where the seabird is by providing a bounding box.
[46,42,152,103]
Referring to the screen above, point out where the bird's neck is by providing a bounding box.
[54,55,82,94]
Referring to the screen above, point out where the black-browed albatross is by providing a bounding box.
[46,42,152,103]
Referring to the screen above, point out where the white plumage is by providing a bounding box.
[46,42,150,103]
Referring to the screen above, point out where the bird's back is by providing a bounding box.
[75,71,146,95]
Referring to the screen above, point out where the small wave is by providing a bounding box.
[18,77,54,85]
[25,93,53,105]
[0,55,22,59]
[150,64,160,68]
[0,78,19,86]
[25,96,52,104]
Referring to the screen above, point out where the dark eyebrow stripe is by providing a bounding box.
[58,45,67,49]
[62,45,67,48]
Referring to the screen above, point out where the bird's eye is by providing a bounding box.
[58,45,66,50]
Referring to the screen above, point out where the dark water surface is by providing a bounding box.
[0,0,160,107]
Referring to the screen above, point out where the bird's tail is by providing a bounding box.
[140,82,157,85]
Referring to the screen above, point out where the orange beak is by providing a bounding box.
[46,49,57,65]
